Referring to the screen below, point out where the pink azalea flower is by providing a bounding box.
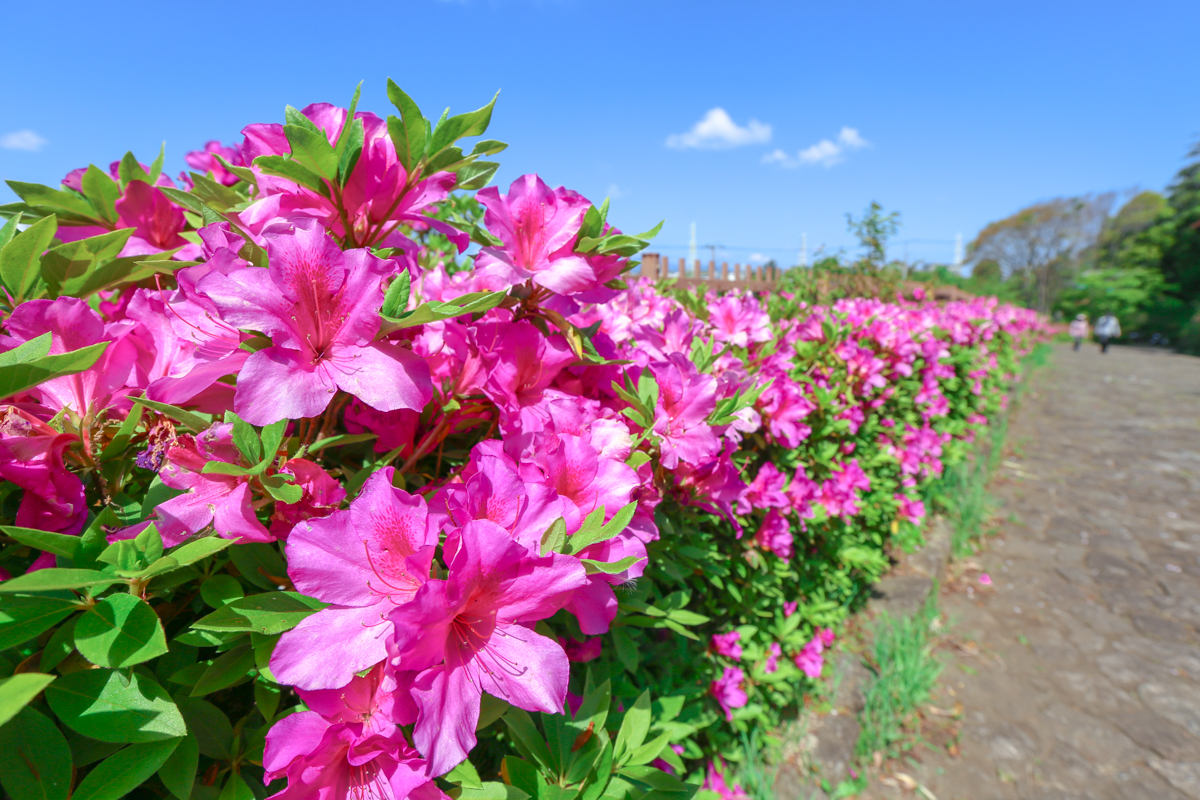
[764,642,782,674]
[113,181,202,259]
[795,629,833,678]
[271,468,437,691]
[708,294,772,348]
[0,406,86,535]
[709,667,748,722]
[755,509,793,559]
[783,601,799,617]
[263,665,443,800]
[153,424,272,547]
[474,175,596,295]
[343,401,419,455]
[182,140,244,187]
[268,458,346,538]
[894,493,926,524]
[388,519,588,775]
[650,354,720,469]
[702,760,752,800]
[562,637,602,663]
[473,320,576,432]
[1,297,139,416]
[736,462,790,514]
[197,218,432,425]
[651,744,687,776]
[979,572,992,586]
[239,103,463,251]
[712,631,742,660]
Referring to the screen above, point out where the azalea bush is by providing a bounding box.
[0,80,1046,800]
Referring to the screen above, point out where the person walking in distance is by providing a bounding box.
[1095,312,1121,354]
[1068,314,1089,351]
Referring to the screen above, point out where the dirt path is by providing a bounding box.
[898,344,1200,800]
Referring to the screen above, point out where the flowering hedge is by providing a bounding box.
[0,81,1045,800]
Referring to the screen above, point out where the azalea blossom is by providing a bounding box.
[197,218,432,425]
[388,519,588,775]
[709,666,748,721]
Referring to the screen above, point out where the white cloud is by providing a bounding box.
[0,130,47,152]
[762,127,870,168]
[749,253,766,262]
[666,108,771,150]
[607,183,624,199]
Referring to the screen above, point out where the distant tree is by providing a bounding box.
[1159,141,1200,302]
[846,201,900,269]
[971,259,1002,283]
[967,194,1114,312]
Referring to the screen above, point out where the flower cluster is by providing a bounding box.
[0,83,1046,800]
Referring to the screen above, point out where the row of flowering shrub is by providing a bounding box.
[0,81,1045,800]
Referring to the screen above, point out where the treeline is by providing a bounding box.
[952,142,1200,348]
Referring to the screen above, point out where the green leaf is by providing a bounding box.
[306,432,377,452]
[582,555,644,575]
[283,119,338,180]
[470,139,508,157]
[80,167,120,226]
[231,414,262,464]
[40,616,79,671]
[0,214,56,301]
[72,737,181,800]
[261,473,303,504]
[614,690,651,762]
[39,228,132,297]
[166,535,236,567]
[191,592,326,635]
[157,734,198,800]
[616,765,689,793]
[0,706,72,800]
[0,568,120,594]
[0,594,78,649]
[254,678,281,723]
[75,593,169,668]
[190,643,254,696]
[385,80,428,172]
[148,143,166,184]
[130,396,211,432]
[46,668,186,743]
[118,152,152,188]
[226,543,287,590]
[200,461,251,476]
[1,525,79,559]
[428,91,499,156]
[211,153,257,185]
[0,332,51,367]
[218,773,255,800]
[501,708,555,773]
[445,758,484,789]
[200,575,244,609]
[334,82,363,155]
[458,784,530,800]
[253,155,330,196]
[0,213,20,250]
[381,270,412,318]
[454,160,499,191]
[540,517,567,556]
[0,673,55,727]
[336,117,365,186]
[0,341,110,401]
[259,418,288,467]
[380,289,508,331]
[5,180,97,220]
[176,696,233,759]
[565,501,638,555]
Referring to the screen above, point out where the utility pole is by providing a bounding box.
[800,232,808,267]
[688,222,697,270]
[954,233,963,271]
[703,243,722,264]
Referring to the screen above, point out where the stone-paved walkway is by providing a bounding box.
[893,344,1200,800]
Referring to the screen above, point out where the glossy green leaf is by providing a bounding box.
[0,568,120,594]
[0,594,78,649]
[0,214,56,301]
[72,737,181,800]
[190,643,254,696]
[283,119,338,180]
[200,574,244,609]
[80,167,120,225]
[191,592,326,635]
[385,80,427,172]
[1,524,79,559]
[0,340,110,401]
[253,155,330,196]
[428,91,499,155]
[0,706,72,800]
[581,555,644,575]
[75,593,168,668]
[0,673,55,727]
[46,668,186,743]
[380,289,508,331]
[157,733,198,800]
[5,180,96,220]
[130,395,211,432]
[176,695,234,759]
[614,690,652,762]
[381,269,411,318]
[166,535,237,567]
[39,228,132,296]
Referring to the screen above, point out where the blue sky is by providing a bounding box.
[2,0,1198,267]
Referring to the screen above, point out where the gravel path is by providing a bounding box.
[899,344,1200,799]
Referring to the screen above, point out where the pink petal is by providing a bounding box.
[332,342,432,414]
[234,346,338,425]
[271,603,393,691]
[411,664,482,777]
